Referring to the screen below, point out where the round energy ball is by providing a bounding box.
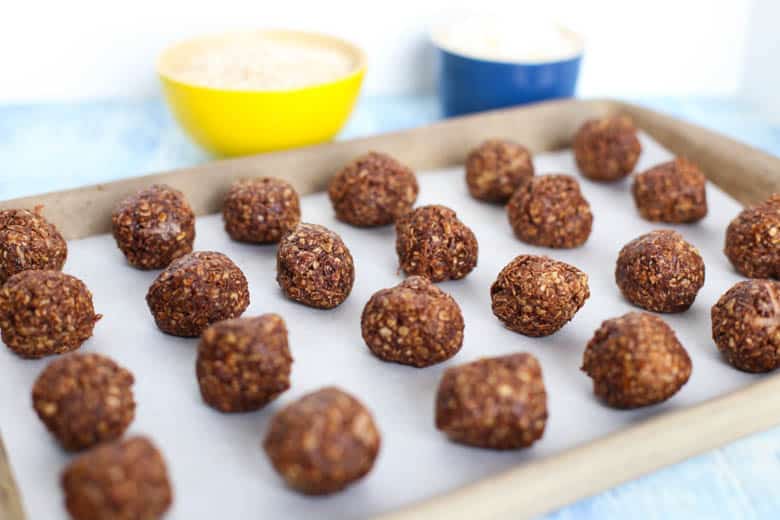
[712,279,780,372]
[32,353,135,451]
[725,194,780,279]
[395,205,478,282]
[263,387,381,495]
[490,255,589,337]
[62,436,172,520]
[328,151,419,227]
[632,158,708,223]
[507,174,593,248]
[276,223,355,309]
[435,353,547,450]
[582,312,692,408]
[465,139,535,203]
[196,314,292,412]
[361,276,464,367]
[0,207,67,284]
[111,184,195,270]
[616,230,705,313]
[573,116,642,181]
[146,251,249,337]
[222,177,301,243]
[0,270,101,358]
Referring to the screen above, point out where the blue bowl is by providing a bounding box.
[433,30,583,117]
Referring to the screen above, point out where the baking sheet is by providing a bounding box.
[0,132,756,519]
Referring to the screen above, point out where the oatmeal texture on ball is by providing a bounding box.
[490,255,589,337]
[395,205,478,282]
[615,229,705,313]
[465,139,534,203]
[361,276,464,367]
[435,353,547,450]
[0,270,101,358]
[632,157,707,223]
[725,194,780,279]
[62,436,172,520]
[32,353,135,451]
[197,314,292,412]
[712,279,780,373]
[573,116,642,181]
[582,312,692,409]
[0,207,67,283]
[146,251,249,337]
[223,177,301,243]
[276,223,355,309]
[263,386,381,495]
[112,184,195,270]
[507,174,593,248]
[328,151,419,227]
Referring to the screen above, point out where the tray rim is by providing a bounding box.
[2,98,780,520]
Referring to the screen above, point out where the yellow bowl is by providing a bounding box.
[157,30,366,157]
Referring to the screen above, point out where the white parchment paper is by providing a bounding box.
[0,133,758,519]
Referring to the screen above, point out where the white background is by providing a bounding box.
[0,0,771,104]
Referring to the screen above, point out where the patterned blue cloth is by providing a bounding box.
[1,94,779,519]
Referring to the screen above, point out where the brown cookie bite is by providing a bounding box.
[111,184,196,270]
[490,255,589,337]
[582,312,692,409]
[615,230,705,313]
[196,314,292,412]
[507,174,593,248]
[0,270,101,358]
[328,151,419,227]
[61,436,172,520]
[395,205,478,282]
[32,353,135,451]
[263,387,381,495]
[361,276,464,367]
[435,353,547,450]
[465,139,535,202]
[222,177,301,243]
[712,279,780,373]
[573,116,642,181]
[632,158,707,223]
[146,251,249,337]
[724,194,780,279]
[276,223,355,309]
[0,207,67,283]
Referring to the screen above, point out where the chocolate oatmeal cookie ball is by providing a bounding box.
[435,353,547,450]
[725,194,780,279]
[361,276,464,367]
[112,184,195,270]
[276,223,354,309]
[490,255,589,337]
[632,158,708,223]
[582,312,692,408]
[465,139,535,203]
[712,280,780,372]
[197,314,292,412]
[328,151,419,227]
[32,353,135,451]
[615,230,705,313]
[146,251,249,337]
[0,270,101,358]
[223,177,301,243]
[263,387,381,495]
[0,207,67,283]
[395,205,478,282]
[62,436,172,520]
[507,174,593,248]
[573,116,642,181]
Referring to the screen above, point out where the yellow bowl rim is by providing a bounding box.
[157,28,367,94]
